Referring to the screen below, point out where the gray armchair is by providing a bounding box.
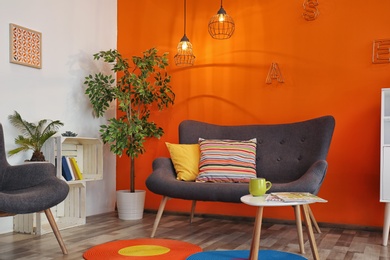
[0,124,69,254]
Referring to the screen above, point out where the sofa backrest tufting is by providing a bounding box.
[179,116,335,184]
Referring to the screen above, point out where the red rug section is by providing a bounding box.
[83,238,202,260]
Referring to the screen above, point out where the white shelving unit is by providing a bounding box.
[381,88,390,246]
[14,136,103,235]
[381,89,390,202]
[44,136,103,181]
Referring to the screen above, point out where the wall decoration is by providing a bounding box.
[9,23,42,69]
[303,0,319,21]
[266,63,284,84]
[372,39,390,64]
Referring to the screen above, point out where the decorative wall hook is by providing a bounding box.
[372,39,390,64]
[266,63,284,84]
[303,0,319,21]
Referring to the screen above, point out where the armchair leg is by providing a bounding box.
[307,205,321,233]
[151,196,170,238]
[44,209,68,255]
[190,201,197,223]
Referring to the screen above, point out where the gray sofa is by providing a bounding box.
[146,116,335,237]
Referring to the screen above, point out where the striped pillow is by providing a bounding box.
[196,138,257,183]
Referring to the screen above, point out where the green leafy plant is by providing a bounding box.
[8,111,64,161]
[84,48,175,192]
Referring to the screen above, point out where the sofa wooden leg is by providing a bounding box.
[308,205,321,233]
[44,209,68,255]
[151,196,170,238]
[190,201,197,223]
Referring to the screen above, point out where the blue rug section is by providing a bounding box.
[186,249,307,260]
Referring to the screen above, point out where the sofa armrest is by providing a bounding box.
[146,157,176,195]
[1,162,56,191]
[152,157,176,177]
[269,160,328,195]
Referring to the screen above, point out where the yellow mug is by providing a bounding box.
[249,178,272,196]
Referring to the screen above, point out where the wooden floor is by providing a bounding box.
[0,211,390,260]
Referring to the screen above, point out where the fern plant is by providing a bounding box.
[8,111,64,161]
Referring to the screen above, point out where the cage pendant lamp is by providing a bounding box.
[208,0,235,40]
[174,0,195,66]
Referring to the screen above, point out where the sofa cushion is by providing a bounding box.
[196,138,257,183]
[166,142,200,181]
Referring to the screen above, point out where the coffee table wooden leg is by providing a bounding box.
[250,206,264,260]
[294,205,305,254]
[302,204,320,260]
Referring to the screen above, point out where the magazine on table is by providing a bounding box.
[265,192,327,203]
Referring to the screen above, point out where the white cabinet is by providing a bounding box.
[381,89,390,202]
[13,136,103,235]
[381,88,390,246]
[382,147,390,201]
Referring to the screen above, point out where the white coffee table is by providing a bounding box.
[241,194,320,260]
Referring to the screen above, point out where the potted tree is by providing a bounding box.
[8,111,64,161]
[84,48,175,220]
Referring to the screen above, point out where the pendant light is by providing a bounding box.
[208,0,235,40]
[174,0,195,66]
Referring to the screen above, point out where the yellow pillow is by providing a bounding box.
[166,142,200,181]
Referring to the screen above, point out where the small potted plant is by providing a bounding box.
[84,47,175,220]
[8,111,64,161]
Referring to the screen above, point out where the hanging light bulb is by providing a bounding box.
[174,0,195,66]
[218,13,225,22]
[181,40,188,50]
[208,0,235,40]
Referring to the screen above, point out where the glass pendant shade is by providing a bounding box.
[208,5,235,40]
[174,34,195,66]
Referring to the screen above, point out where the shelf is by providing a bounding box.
[15,136,103,235]
[42,136,103,181]
[14,181,86,235]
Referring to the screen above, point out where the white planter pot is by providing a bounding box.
[116,190,146,220]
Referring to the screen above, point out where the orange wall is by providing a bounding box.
[117,0,390,227]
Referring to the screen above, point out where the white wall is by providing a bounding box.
[0,0,117,233]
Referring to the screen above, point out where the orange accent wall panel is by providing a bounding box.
[118,0,390,228]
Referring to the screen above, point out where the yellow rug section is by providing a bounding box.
[118,245,170,256]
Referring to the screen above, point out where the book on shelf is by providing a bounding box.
[69,157,83,180]
[266,192,327,203]
[61,156,73,181]
[66,157,76,180]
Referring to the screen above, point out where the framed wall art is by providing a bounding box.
[9,23,42,69]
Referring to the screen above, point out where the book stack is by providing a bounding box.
[61,156,83,181]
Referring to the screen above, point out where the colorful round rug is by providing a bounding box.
[186,249,307,260]
[83,238,202,260]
